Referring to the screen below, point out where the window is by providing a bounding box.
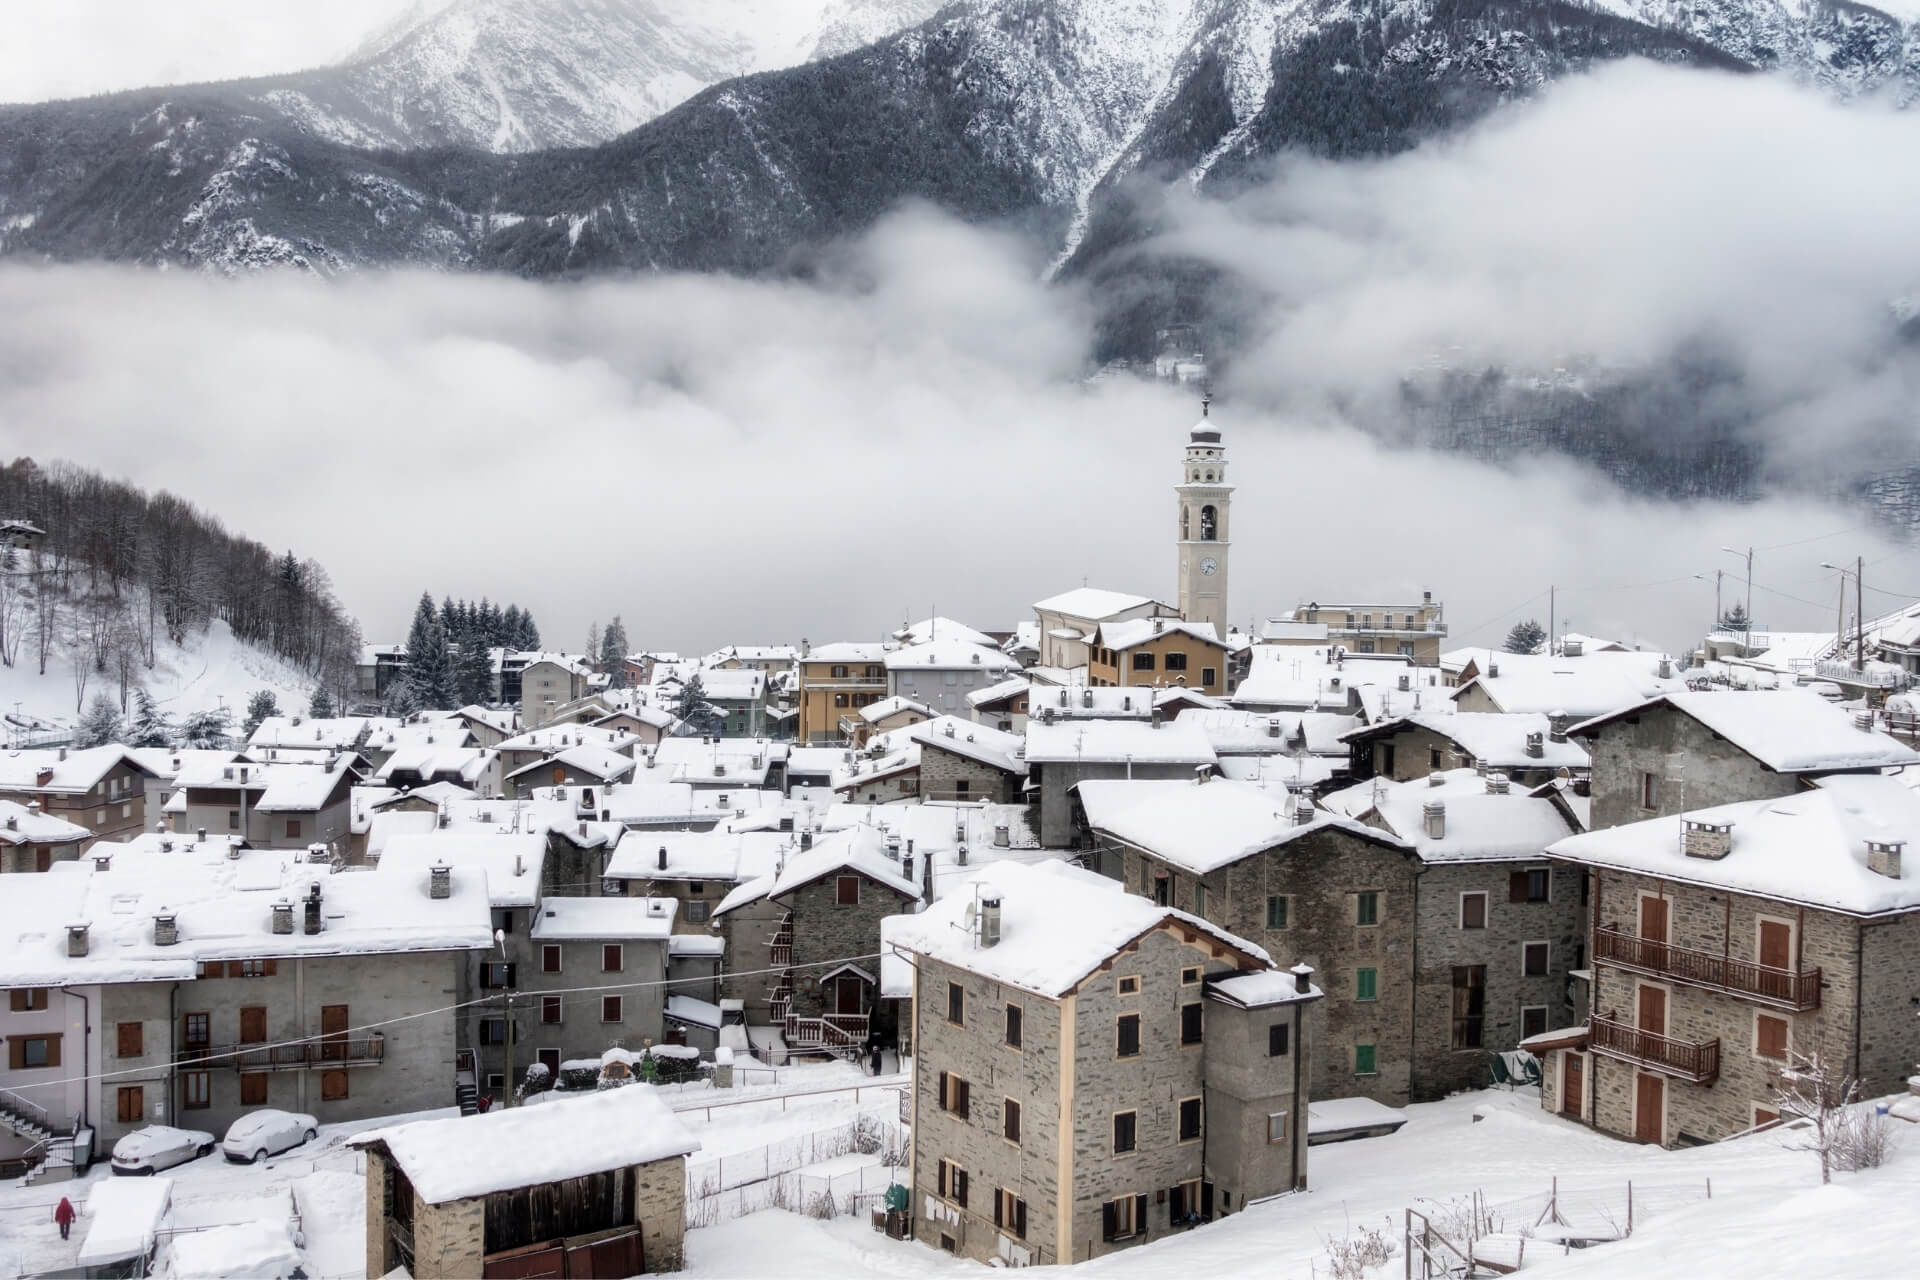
[939,1071,971,1118]
[1165,652,1188,672]
[235,958,274,978]
[1005,1003,1022,1049]
[1354,1044,1377,1075]
[1451,965,1486,1049]
[836,876,860,906]
[116,1021,143,1059]
[1521,1006,1549,1040]
[830,665,849,679]
[1429,747,1443,770]
[1267,1111,1289,1143]
[9,987,49,1012]
[1510,869,1551,903]
[321,1070,349,1101]
[601,995,623,1023]
[1113,1110,1137,1154]
[1355,892,1380,926]
[493,909,515,935]
[1202,667,1217,687]
[1263,896,1291,934]
[541,944,562,974]
[541,996,562,1025]
[1004,1098,1021,1143]
[1460,892,1488,930]
[936,1158,968,1207]
[1117,1013,1141,1058]
[1523,942,1551,977]
[1116,975,1141,996]
[1179,1096,1202,1141]
[994,1188,1028,1239]
[117,1086,144,1124]
[1755,1013,1790,1061]
[10,1035,59,1070]
[602,944,623,973]
[1153,876,1170,906]
[834,693,849,708]
[1193,882,1207,916]
[241,1073,269,1106]
[687,901,710,922]
[1753,1104,1782,1128]
[479,1018,506,1045]
[239,1006,267,1044]
[1180,1002,1203,1045]
[481,962,517,989]
[1355,968,1378,1002]
[182,1070,211,1110]
[183,1011,210,1048]
[229,809,240,830]
[1358,640,1376,654]
[1103,1194,1146,1242]
[1132,653,1155,672]
[939,982,964,1028]
[1268,1023,1289,1057]
[285,819,301,840]
[1181,966,1202,985]
[1641,772,1659,809]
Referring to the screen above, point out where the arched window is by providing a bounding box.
[1200,505,1217,541]
[1180,507,1189,540]
[1205,472,1214,483]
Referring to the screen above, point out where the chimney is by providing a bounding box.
[994,823,1010,848]
[35,767,53,786]
[197,827,208,843]
[779,814,794,832]
[1195,765,1212,786]
[1081,688,1093,708]
[67,924,89,957]
[800,829,813,851]
[153,912,179,947]
[1151,708,1162,729]
[1564,638,1585,658]
[58,747,66,762]
[26,799,39,815]
[3,815,13,831]
[1867,839,1904,879]
[1293,795,1315,826]
[92,852,111,872]
[1485,772,1510,795]
[1573,777,1592,797]
[976,895,1002,948]
[438,807,451,829]
[1290,962,1314,994]
[1398,673,1410,692]
[944,722,956,737]
[1267,717,1281,739]
[957,843,969,866]
[1657,654,1673,679]
[1549,715,1570,744]
[1682,818,1734,860]
[1524,732,1544,758]
[273,900,295,933]
[1424,799,1446,840]
[1427,771,1445,787]
[304,881,323,934]
[1153,617,1165,634]
[1854,710,1875,733]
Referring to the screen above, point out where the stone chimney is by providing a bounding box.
[1424,799,1446,841]
[1488,661,1500,679]
[1398,673,1410,692]
[153,912,179,947]
[1563,638,1585,658]
[976,896,1002,948]
[1867,839,1904,879]
[800,829,813,851]
[1657,655,1673,679]
[1290,962,1314,994]
[994,823,1010,848]
[1525,731,1544,759]
[430,863,452,899]
[67,923,89,957]
[272,901,294,933]
[1485,772,1510,795]
[1267,717,1282,738]
[1682,818,1734,860]
[1293,795,1316,826]
[304,882,324,934]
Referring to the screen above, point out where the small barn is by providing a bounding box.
[350,1085,699,1278]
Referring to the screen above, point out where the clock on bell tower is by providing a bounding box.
[1176,396,1232,640]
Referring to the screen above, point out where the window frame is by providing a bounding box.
[836,876,861,906]
[1003,1097,1021,1144]
[1181,965,1202,985]
[1522,940,1551,977]
[1354,891,1380,926]
[1753,1010,1791,1062]
[1460,891,1488,931]
[1116,974,1141,996]
[1354,1043,1378,1076]
[541,943,562,974]
[1004,1002,1022,1050]
[1267,1111,1289,1144]
[602,943,623,973]
[1265,894,1289,930]
[1178,1095,1203,1142]
[1112,1109,1138,1155]
[601,994,623,1023]
[947,982,965,1026]
[1116,1012,1141,1059]
[1268,1022,1289,1057]
[1179,1001,1204,1046]
[182,1069,211,1110]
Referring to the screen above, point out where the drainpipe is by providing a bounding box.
[1290,997,1303,1193]
[1852,925,1864,1082]
[61,986,90,1130]
[168,981,180,1129]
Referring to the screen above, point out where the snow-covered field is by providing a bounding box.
[0,615,317,740]
[3,1077,1909,1279]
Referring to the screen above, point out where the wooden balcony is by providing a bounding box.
[770,932,793,967]
[783,1012,867,1051]
[1595,928,1820,1011]
[185,1035,386,1071]
[1590,1015,1719,1084]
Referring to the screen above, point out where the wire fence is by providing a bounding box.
[1403,1178,1714,1277]
[685,1115,907,1227]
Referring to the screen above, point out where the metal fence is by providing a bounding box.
[685,1117,907,1227]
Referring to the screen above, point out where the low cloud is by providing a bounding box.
[0,64,1911,654]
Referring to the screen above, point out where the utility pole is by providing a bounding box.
[1715,570,1723,629]
[1856,554,1865,672]
[1548,585,1555,655]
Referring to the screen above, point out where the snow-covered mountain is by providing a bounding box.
[251,0,948,152]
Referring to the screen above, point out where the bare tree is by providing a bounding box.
[1773,1049,1889,1184]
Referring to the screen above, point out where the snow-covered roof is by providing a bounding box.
[1024,718,1216,765]
[123,748,244,781]
[669,934,725,958]
[1208,968,1322,1008]
[603,828,787,884]
[1344,712,1591,770]
[1033,587,1157,620]
[0,798,90,845]
[860,696,931,724]
[967,677,1030,710]
[80,1176,172,1266]
[165,1222,301,1280]
[247,716,370,751]
[909,716,1027,774]
[887,858,1270,999]
[351,1084,698,1203]
[1453,651,1687,717]
[366,780,476,812]
[803,641,890,664]
[1230,647,1387,711]
[529,896,678,940]
[253,756,356,812]
[1087,777,1405,875]
[375,832,546,908]
[1550,774,1920,915]
[521,653,593,678]
[497,724,638,755]
[1092,617,1222,651]
[895,616,999,649]
[504,744,637,784]
[1570,689,1919,773]
[0,745,152,793]
[1323,769,1577,864]
[665,994,722,1028]
[786,747,844,777]
[1192,708,1360,756]
[884,639,1019,674]
[373,745,494,786]
[714,825,919,916]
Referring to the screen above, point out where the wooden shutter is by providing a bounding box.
[993,1190,1003,1227]
[117,1022,143,1058]
[937,1160,947,1197]
[1134,1193,1147,1233]
[42,1035,59,1068]
[1170,1184,1186,1221]
[1757,1015,1788,1059]
[1015,1198,1027,1239]
[953,1169,968,1207]
[7,990,24,1012]
[1759,920,1792,970]
[1103,1201,1117,1241]
[1509,871,1529,903]
[241,1073,268,1106]
[118,1086,144,1123]
[240,1006,267,1044]
[203,961,226,978]
[6,1039,20,1071]
[956,1078,970,1118]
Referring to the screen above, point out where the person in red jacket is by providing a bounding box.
[53,1195,74,1240]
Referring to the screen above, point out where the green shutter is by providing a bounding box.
[1356,968,1377,1002]
[1266,895,1288,930]
[1355,1044,1376,1075]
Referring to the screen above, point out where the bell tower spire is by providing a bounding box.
[1176,396,1232,640]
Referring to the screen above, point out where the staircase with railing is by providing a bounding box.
[782,1012,869,1054]
[0,1087,78,1185]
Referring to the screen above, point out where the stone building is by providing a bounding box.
[909,717,1027,803]
[171,755,359,851]
[353,1083,697,1277]
[0,746,156,847]
[1536,774,1920,1147]
[1026,718,1217,850]
[1569,689,1917,833]
[892,858,1318,1266]
[0,798,92,873]
[1341,711,1591,788]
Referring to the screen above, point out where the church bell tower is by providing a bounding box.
[1176,396,1232,639]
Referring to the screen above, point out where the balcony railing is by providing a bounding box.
[187,1035,386,1071]
[784,1012,868,1051]
[770,941,793,967]
[1815,660,1905,689]
[1595,928,1821,1011]
[1590,1014,1719,1084]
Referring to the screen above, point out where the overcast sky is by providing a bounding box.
[0,62,1914,655]
[0,0,422,102]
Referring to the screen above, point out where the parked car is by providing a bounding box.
[111,1126,215,1175]
[221,1110,319,1164]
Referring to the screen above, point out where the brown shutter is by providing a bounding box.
[957,1078,970,1118]
[117,1022,143,1058]
[1015,1198,1027,1239]
[263,958,277,977]
[937,1160,947,1197]
[7,1039,21,1071]
[44,1035,60,1068]
[1509,871,1529,903]
[1134,1193,1148,1232]
[240,1007,267,1044]
[1103,1202,1117,1240]
[7,990,23,1012]
[994,1191,1003,1227]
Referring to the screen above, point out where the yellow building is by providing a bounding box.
[795,642,890,744]
[1086,618,1228,696]
[1269,595,1447,665]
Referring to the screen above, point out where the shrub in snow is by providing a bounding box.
[125,689,174,748]
[1324,1218,1395,1280]
[242,689,279,738]
[1773,1049,1888,1183]
[514,1061,553,1103]
[75,691,122,747]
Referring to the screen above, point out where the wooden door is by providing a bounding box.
[1634,1073,1664,1144]
[1758,920,1792,970]
[835,975,864,1016]
[321,1004,349,1061]
[1562,1053,1584,1117]
[1639,896,1668,943]
[1637,986,1667,1037]
[239,1006,267,1044]
[117,1085,144,1124]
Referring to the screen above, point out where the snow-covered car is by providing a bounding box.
[111,1125,215,1175]
[221,1110,319,1164]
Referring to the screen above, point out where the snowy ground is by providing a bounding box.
[1,1081,1906,1279]
[0,615,317,739]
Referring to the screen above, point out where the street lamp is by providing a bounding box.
[1819,559,1865,672]
[1720,546,1753,634]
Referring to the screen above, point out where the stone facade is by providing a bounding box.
[1578,706,1801,833]
[1036,759,1203,850]
[780,870,914,1021]
[510,932,669,1096]
[0,754,152,847]
[917,741,1022,803]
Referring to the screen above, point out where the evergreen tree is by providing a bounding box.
[126,689,175,748]
[585,621,601,668]
[76,691,123,747]
[1504,619,1547,655]
[309,686,336,719]
[243,689,280,738]
[384,679,422,719]
[1720,601,1751,632]
[518,607,540,651]
[180,706,231,749]
[403,590,457,709]
[674,674,720,736]
[455,638,495,706]
[499,603,521,650]
[601,616,631,687]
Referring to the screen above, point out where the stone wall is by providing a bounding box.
[782,871,913,1020]
[1200,992,1315,1206]
[1851,914,1920,1098]
[511,935,668,1090]
[413,1194,486,1278]
[633,1155,689,1272]
[364,1148,392,1279]
[1583,707,1798,832]
[1038,760,1200,849]
[918,741,1020,803]
[94,982,176,1146]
